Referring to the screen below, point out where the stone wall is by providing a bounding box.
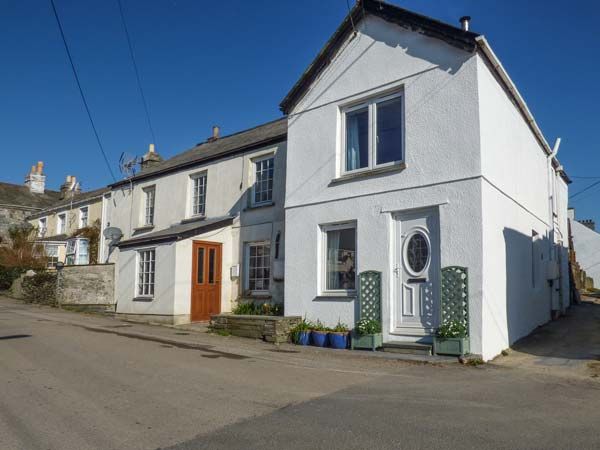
[210,314,301,344]
[57,264,115,311]
[0,206,30,244]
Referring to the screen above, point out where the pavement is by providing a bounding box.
[1,295,599,450]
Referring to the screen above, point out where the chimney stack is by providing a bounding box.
[24,161,46,194]
[60,175,81,200]
[207,125,220,143]
[140,143,163,172]
[459,16,471,31]
[579,219,596,232]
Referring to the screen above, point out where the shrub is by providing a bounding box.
[231,301,283,316]
[356,318,382,335]
[310,320,331,332]
[436,321,467,338]
[0,266,25,291]
[70,219,101,264]
[22,271,57,306]
[332,320,350,333]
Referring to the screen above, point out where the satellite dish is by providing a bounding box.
[103,227,123,242]
[119,152,142,179]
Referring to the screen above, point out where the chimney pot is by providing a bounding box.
[36,161,44,174]
[149,143,155,154]
[212,125,220,140]
[459,16,471,31]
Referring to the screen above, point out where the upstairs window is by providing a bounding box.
[252,155,274,205]
[79,207,89,228]
[57,213,66,234]
[38,218,47,237]
[342,92,404,174]
[143,187,155,226]
[191,173,207,217]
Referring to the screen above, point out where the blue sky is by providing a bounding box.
[1,0,598,222]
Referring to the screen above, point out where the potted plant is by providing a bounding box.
[328,320,350,349]
[290,318,313,345]
[433,321,470,356]
[310,320,329,347]
[350,318,383,351]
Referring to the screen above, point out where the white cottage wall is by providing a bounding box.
[284,16,486,352]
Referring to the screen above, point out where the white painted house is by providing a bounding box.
[280,0,570,360]
[106,121,286,324]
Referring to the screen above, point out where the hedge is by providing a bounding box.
[0,266,25,291]
[22,272,57,306]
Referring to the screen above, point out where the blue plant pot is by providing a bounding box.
[295,331,311,345]
[311,331,328,347]
[328,332,349,349]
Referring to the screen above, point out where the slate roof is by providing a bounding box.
[279,0,480,114]
[0,182,61,210]
[117,216,235,248]
[111,118,287,188]
[27,186,111,219]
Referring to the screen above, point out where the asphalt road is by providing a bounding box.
[1,298,599,450]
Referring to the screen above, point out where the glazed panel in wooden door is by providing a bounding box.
[190,241,222,322]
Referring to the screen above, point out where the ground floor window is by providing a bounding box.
[322,223,356,293]
[137,249,156,297]
[245,242,270,293]
[45,244,59,268]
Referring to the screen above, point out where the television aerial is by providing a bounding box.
[119,152,142,179]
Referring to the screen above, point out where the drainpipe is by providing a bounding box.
[548,138,561,314]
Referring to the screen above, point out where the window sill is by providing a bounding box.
[316,292,356,300]
[133,296,153,302]
[245,201,274,211]
[244,292,272,299]
[329,162,406,186]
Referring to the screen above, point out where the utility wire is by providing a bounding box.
[570,179,600,199]
[116,0,157,146]
[49,0,116,182]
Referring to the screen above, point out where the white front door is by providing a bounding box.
[392,208,440,336]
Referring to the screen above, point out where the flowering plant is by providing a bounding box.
[356,318,381,336]
[436,321,467,338]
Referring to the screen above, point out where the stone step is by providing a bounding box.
[382,342,432,355]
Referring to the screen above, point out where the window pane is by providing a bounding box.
[326,228,356,290]
[208,248,215,284]
[254,157,274,204]
[345,107,369,171]
[247,243,270,291]
[197,248,205,284]
[376,97,403,165]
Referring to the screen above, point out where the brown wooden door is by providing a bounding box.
[190,241,222,322]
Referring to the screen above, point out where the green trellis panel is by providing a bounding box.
[358,271,382,323]
[440,266,469,335]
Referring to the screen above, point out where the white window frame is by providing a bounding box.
[143,186,155,226]
[79,206,89,228]
[45,244,59,269]
[38,217,47,237]
[319,222,357,296]
[251,154,275,206]
[57,213,66,234]
[136,247,156,299]
[244,241,271,295]
[340,91,404,176]
[189,172,207,218]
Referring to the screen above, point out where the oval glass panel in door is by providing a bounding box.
[405,232,429,274]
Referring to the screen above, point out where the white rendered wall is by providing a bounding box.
[108,141,287,319]
[570,219,600,287]
[477,53,565,359]
[284,15,485,353]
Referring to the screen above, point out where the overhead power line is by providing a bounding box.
[570,179,600,199]
[116,0,158,146]
[49,0,117,182]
